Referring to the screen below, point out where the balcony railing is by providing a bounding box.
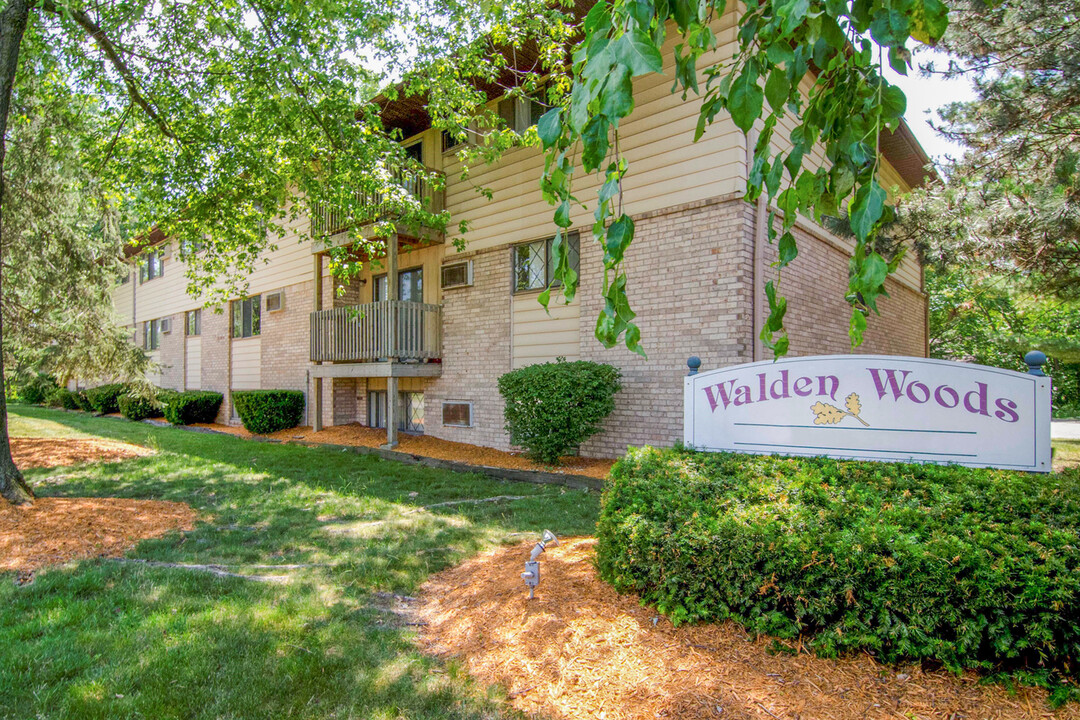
[311,165,445,237]
[310,300,442,363]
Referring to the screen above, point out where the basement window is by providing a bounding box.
[442,401,473,428]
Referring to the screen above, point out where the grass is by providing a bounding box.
[1056,439,1080,470]
[1,405,601,720]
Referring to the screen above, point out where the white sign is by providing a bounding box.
[684,355,1052,472]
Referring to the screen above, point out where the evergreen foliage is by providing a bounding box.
[161,391,223,426]
[232,390,305,435]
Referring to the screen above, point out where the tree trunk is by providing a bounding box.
[0,0,34,506]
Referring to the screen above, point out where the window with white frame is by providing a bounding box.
[442,401,472,428]
[231,295,261,338]
[512,231,580,292]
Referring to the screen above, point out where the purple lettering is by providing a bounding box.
[868,368,911,400]
[793,376,812,397]
[757,373,768,403]
[964,382,990,417]
[934,385,960,409]
[734,385,753,406]
[994,398,1019,423]
[704,380,736,412]
[817,375,840,402]
[770,370,791,400]
[906,381,930,404]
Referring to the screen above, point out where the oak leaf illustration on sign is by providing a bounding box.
[812,393,870,427]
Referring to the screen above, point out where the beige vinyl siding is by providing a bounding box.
[511,292,580,368]
[443,13,743,255]
[185,336,202,390]
[335,242,446,306]
[112,273,134,325]
[230,337,261,390]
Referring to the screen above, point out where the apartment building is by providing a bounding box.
[111,8,932,458]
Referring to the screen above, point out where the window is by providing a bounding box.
[441,260,473,289]
[179,238,205,260]
[404,141,423,163]
[498,85,548,134]
[513,231,580,292]
[138,250,164,283]
[144,319,162,350]
[186,309,201,336]
[231,295,261,338]
[442,401,473,428]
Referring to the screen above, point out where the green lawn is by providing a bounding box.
[1,406,600,720]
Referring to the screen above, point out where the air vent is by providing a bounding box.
[265,290,285,312]
[441,260,473,289]
[160,317,173,334]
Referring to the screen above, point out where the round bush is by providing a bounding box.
[232,390,305,434]
[497,359,621,464]
[597,446,1080,693]
[162,390,223,425]
[52,388,81,410]
[118,392,159,421]
[85,383,126,414]
[72,390,94,412]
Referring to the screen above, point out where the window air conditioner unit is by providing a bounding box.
[265,290,285,312]
[441,260,473,289]
[160,317,173,334]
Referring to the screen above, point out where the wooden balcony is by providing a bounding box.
[311,165,445,238]
[310,300,442,366]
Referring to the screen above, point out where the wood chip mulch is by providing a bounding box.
[11,437,154,470]
[190,422,614,480]
[417,538,1079,720]
[0,497,196,577]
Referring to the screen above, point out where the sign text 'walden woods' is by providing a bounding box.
[684,356,1051,472]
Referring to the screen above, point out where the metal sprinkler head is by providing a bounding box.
[521,529,559,599]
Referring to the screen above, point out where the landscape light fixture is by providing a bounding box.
[520,529,558,599]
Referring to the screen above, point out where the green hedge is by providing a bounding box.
[84,383,126,414]
[497,359,621,464]
[118,392,159,421]
[72,390,93,412]
[52,388,81,410]
[597,447,1080,698]
[232,390,305,435]
[161,390,223,425]
[11,374,56,405]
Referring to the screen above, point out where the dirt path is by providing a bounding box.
[417,538,1078,720]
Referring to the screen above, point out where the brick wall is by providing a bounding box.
[578,196,757,457]
[200,305,232,423]
[425,245,513,449]
[261,278,315,424]
[763,222,927,359]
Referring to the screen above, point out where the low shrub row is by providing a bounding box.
[117,393,159,421]
[161,391,222,426]
[84,383,126,414]
[596,446,1080,698]
[232,390,304,434]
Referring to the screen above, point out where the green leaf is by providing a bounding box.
[764,68,789,113]
[581,116,611,172]
[612,29,664,77]
[554,200,572,228]
[848,181,886,241]
[777,231,798,267]
[849,309,868,346]
[605,214,634,264]
[727,63,763,134]
[880,84,907,120]
[911,0,949,44]
[537,108,562,149]
[600,65,635,119]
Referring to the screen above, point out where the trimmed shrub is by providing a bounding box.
[72,391,94,412]
[162,390,223,425]
[597,446,1080,697]
[52,388,81,410]
[118,392,159,421]
[232,390,304,435]
[497,359,621,464]
[85,383,125,414]
[44,387,66,407]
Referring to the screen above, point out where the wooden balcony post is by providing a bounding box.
[382,235,399,448]
[313,376,323,433]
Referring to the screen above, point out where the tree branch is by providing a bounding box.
[36,0,176,139]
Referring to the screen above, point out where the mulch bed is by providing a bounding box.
[191,422,615,480]
[0,497,196,577]
[417,538,1079,720]
[12,437,154,469]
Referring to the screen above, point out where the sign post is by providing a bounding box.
[684,354,1052,472]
